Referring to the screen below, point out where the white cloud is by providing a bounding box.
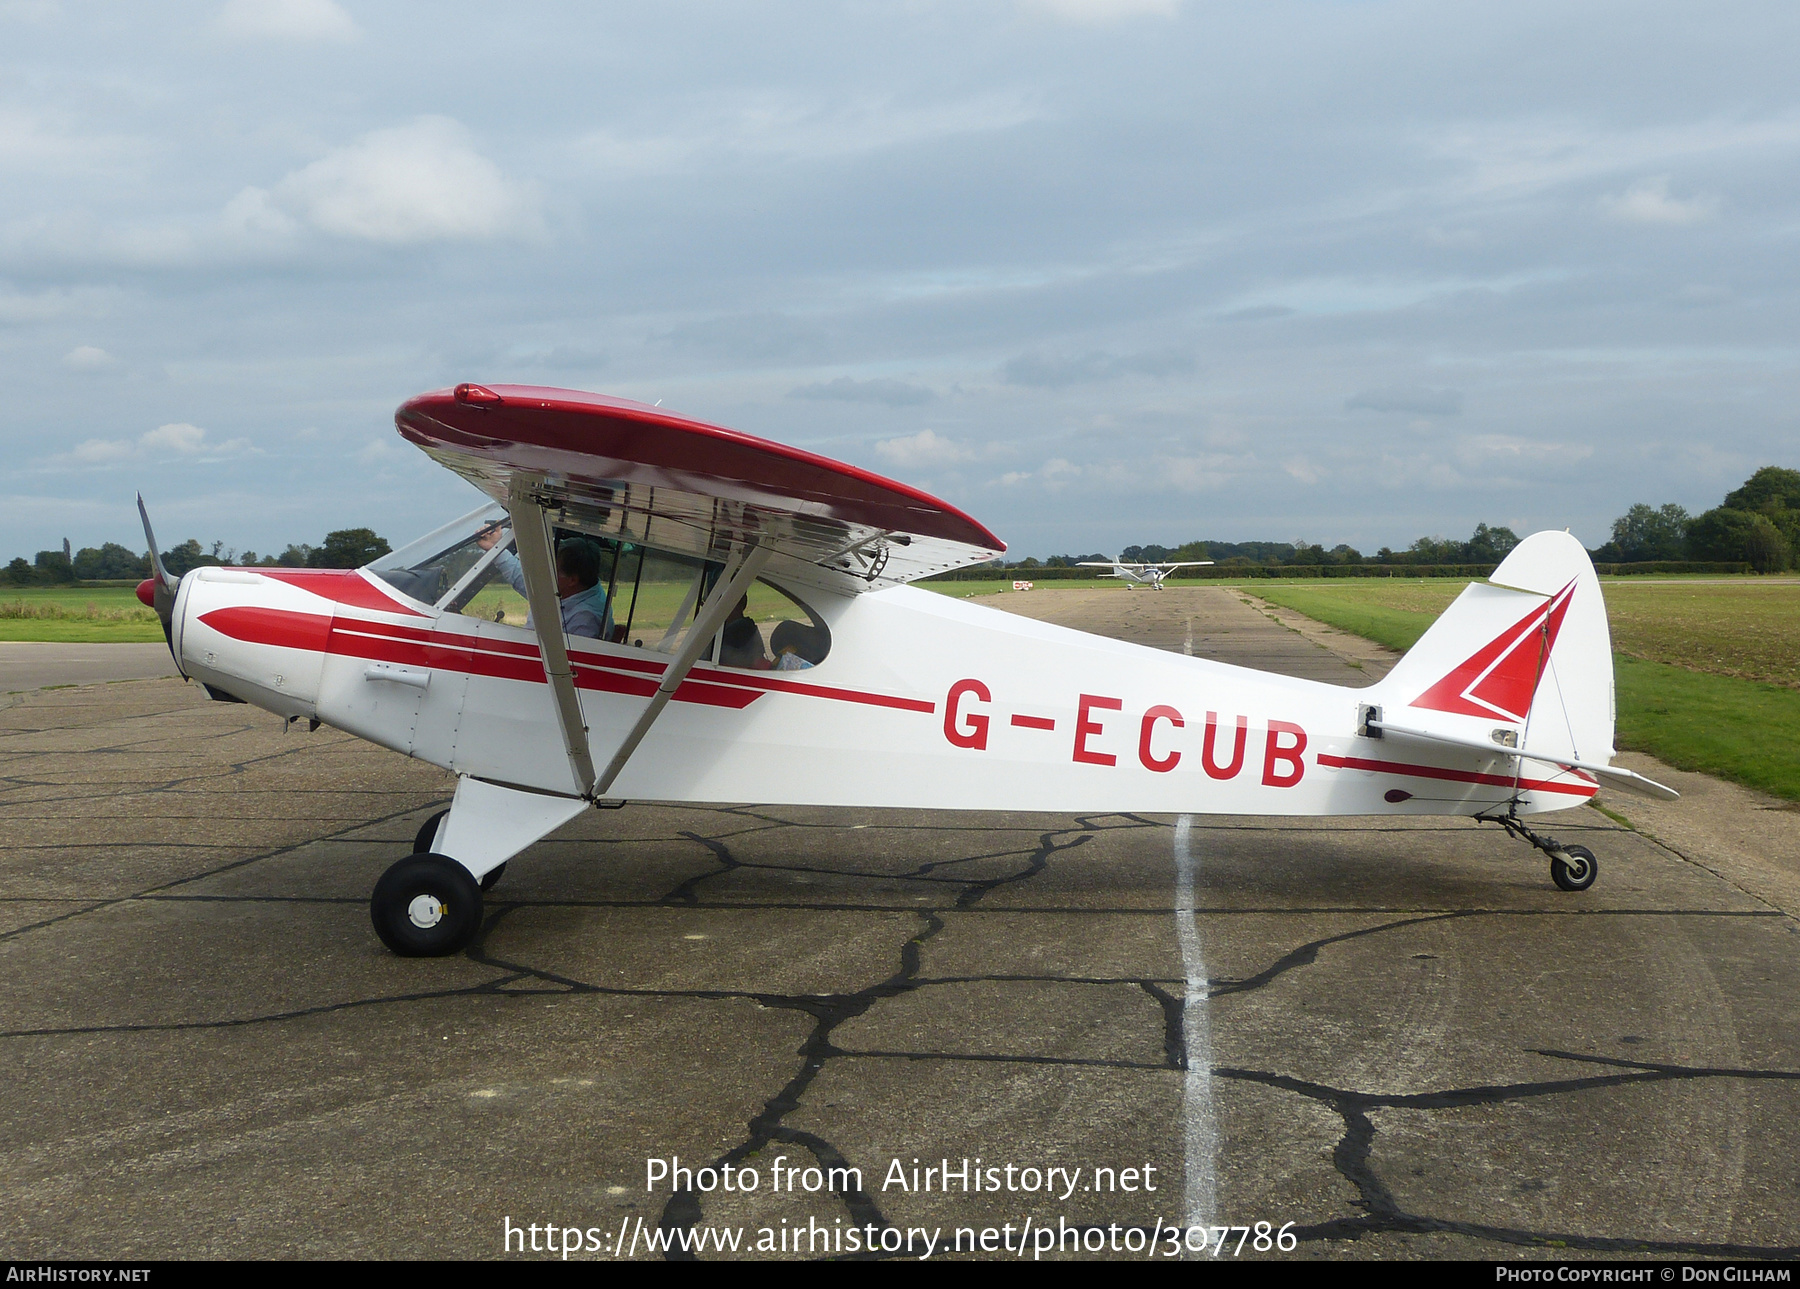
[61,345,114,369]
[573,92,1041,175]
[62,422,253,467]
[994,449,1242,496]
[225,116,538,245]
[141,422,207,453]
[215,0,359,43]
[1017,0,1179,22]
[1001,348,1194,387]
[0,109,121,172]
[1453,434,1594,473]
[793,377,934,407]
[0,284,111,323]
[1428,115,1800,202]
[70,438,138,465]
[874,429,975,470]
[220,185,300,240]
[1601,175,1719,226]
[1345,387,1463,417]
[1283,456,1322,485]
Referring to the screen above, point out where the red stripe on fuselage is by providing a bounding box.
[1317,751,1596,797]
[196,607,931,715]
[197,606,333,653]
[255,569,427,617]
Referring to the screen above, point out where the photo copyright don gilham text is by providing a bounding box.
[499,1155,1300,1259]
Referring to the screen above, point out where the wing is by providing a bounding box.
[395,384,1006,596]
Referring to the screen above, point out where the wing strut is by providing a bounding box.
[508,477,599,796]
[593,541,772,799]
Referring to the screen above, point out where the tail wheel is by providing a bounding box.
[412,809,449,853]
[1550,845,1597,892]
[371,854,483,956]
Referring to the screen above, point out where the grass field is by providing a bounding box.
[924,578,1126,597]
[1,587,163,642]
[1248,577,1800,801]
[1,576,811,648]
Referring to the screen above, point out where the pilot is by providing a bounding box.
[479,525,611,640]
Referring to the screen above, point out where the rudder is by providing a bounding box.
[1370,532,1615,770]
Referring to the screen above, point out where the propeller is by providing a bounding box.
[135,493,183,670]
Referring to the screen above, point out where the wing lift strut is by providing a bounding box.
[510,476,772,802]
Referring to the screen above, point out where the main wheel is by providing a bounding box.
[479,862,507,892]
[1550,845,1597,892]
[371,853,483,957]
[412,809,449,853]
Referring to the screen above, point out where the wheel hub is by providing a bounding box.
[407,894,447,929]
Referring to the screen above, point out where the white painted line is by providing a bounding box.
[1174,814,1216,1234]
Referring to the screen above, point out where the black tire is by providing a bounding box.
[371,853,483,957]
[412,809,449,854]
[1551,844,1597,892]
[479,862,507,892]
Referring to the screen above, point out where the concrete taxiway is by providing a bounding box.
[2,588,1797,1259]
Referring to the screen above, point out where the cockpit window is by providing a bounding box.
[713,578,829,671]
[370,503,829,667]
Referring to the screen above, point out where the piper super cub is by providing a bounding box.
[136,384,1678,957]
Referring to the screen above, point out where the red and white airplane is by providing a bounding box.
[137,384,1676,957]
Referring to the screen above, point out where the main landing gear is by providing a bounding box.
[370,852,483,957]
[1481,811,1598,892]
[370,809,503,957]
[373,780,589,957]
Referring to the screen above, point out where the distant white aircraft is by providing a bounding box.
[1077,558,1214,589]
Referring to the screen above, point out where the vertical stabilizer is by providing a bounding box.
[1371,532,1615,768]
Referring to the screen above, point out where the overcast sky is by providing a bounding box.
[4,0,1797,561]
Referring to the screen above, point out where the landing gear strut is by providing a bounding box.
[412,808,506,890]
[1480,811,1598,892]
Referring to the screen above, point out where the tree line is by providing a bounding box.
[1588,466,1799,573]
[1002,465,1797,573]
[9,464,1796,586]
[5,528,392,586]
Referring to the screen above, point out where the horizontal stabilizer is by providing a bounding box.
[1370,717,1679,801]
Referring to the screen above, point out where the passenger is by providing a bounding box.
[478,525,611,640]
[769,619,818,671]
[719,602,771,669]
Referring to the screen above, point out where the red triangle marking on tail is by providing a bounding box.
[1409,579,1576,723]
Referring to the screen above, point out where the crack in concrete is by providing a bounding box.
[1216,1053,1800,1257]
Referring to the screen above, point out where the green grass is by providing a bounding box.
[1251,583,1445,651]
[1,587,164,642]
[1615,657,1800,801]
[923,578,1178,598]
[1246,577,1800,801]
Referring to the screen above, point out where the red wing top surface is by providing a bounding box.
[395,385,1005,594]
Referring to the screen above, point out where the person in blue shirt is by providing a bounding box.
[478,525,612,640]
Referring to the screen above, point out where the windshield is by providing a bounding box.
[365,502,511,610]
